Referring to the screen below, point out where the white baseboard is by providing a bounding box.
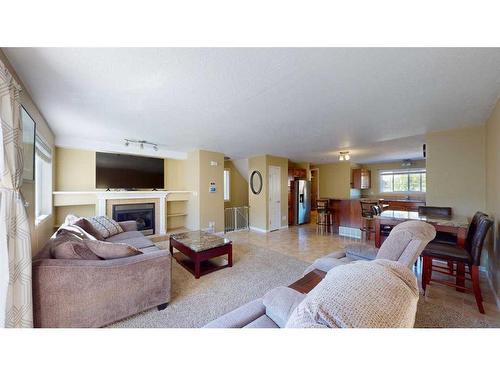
[338,226,362,239]
[249,226,268,233]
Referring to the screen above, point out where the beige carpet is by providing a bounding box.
[109,243,498,328]
[109,243,307,328]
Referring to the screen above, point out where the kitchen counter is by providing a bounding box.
[379,210,468,228]
[378,198,426,203]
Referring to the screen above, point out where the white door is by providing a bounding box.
[268,166,281,231]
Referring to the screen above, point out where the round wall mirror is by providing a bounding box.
[250,170,263,195]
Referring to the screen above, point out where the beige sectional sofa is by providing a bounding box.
[32,220,171,328]
[205,221,436,328]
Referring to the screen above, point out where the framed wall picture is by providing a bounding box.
[21,105,36,181]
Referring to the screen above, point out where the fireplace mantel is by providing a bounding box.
[53,190,193,235]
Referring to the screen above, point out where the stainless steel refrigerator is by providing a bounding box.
[293,180,311,225]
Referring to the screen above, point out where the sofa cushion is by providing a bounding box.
[140,245,162,254]
[243,315,279,328]
[84,240,142,259]
[344,243,378,260]
[86,216,124,239]
[118,220,138,232]
[262,286,306,328]
[107,235,155,250]
[50,234,101,260]
[286,259,419,328]
[73,218,105,241]
[106,231,144,242]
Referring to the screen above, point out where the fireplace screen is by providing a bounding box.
[112,203,155,235]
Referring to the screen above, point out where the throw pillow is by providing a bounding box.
[84,239,142,259]
[86,216,124,239]
[63,214,80,225]
[49,233,101,260]
[73,218,105,241]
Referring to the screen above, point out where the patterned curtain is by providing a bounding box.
[0,60,33,328]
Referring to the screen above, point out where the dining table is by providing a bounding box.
[374,210,470,248]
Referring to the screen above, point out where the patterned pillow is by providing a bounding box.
[86,216,124,239]
[73,218,105,241]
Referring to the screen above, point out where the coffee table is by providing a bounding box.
[169,230,233,279]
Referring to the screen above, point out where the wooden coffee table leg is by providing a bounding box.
[194,257,201,279]
[228,247,233,267]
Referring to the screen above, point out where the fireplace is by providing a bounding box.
[112,203,155,235]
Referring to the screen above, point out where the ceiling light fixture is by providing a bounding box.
[339,151,350,161]
[124,139,159,151]
[401,159,412,168]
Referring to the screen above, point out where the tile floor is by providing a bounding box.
[224,219,500,326]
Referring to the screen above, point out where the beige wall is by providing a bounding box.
[486,99,500,299]
[199,150,225,232]
[224,160,249,208]
[360,159,426,199]
[165,158,187,190]
[248,155,288,231]
[248,155,268,230]
[184,150,225,232]
[426,126,486,217]
[312,161,354,200]
[1,50,56,255]
[55,148,95,191]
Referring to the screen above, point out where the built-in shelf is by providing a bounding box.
[167,213,188,217]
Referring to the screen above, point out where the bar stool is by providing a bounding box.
[316,199,333,234]
[359,200,379,241]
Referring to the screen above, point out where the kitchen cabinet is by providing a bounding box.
[351,168,371,189]
[288,168,307,182]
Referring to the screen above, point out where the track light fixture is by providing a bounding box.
[124,139,159,151]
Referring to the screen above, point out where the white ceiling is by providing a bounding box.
[4,48,500,163]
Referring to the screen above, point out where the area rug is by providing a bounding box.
[109,244,498,328]
[109,243,308,328]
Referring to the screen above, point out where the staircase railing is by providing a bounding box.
[224,206,249,233]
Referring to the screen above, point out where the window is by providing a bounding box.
[223,169,230,201]
[35,134,53,224]
[379,169,426,193]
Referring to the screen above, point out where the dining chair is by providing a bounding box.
[421,213,492,314]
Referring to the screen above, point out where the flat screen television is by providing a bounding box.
[96,152,164,189]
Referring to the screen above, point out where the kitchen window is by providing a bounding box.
[35,134,53,225]
[223,169,230,201]
[380,169,426,193]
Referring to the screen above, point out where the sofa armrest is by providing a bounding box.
[32,250,171,327]
[204,298,266,328]
[262,286,306,328]
[119,220,138,232]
